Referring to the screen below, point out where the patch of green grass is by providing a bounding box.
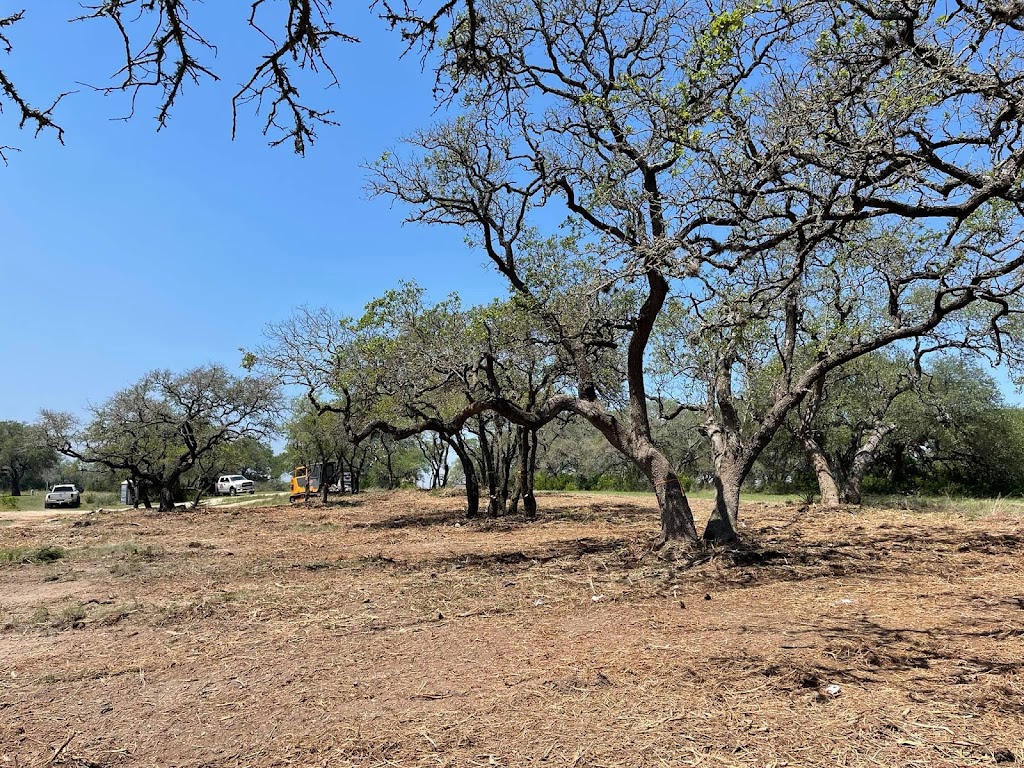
[535,488,796,504]
[0,490,123,512]
[0,493,55,512]
[868,494,1024,518]
[0,545,66,565]
[31,606,51,625]
[81,491,120,507]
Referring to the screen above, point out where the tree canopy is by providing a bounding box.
[0,420,57,496]
[41,365,281,511]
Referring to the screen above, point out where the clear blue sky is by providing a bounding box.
[1,3,505,424]
[2,3,1020,426]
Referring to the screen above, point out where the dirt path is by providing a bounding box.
[0,507,96,524]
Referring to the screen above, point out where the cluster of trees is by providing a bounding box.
[6,1,1024,545]
[37,365,281,511]
[8,345,1022,514]
[0,421,57,496]
[530,354,1024,500]
[245,0,1024,546]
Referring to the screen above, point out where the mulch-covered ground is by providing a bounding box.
[1,490,1022,767]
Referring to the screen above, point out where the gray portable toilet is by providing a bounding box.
[120,480,137,506]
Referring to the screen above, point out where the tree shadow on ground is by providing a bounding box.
[352,506,475,530]
[352,498,654,531]
[431,536,633,570]
[691,525,1024,589]
[752,616,1024,713]
[356,535,637,573]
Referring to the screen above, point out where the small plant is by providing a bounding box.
[0,545,66,564]
[0,495,17,511]
[54,604,87,629]
[102,541,162,559]
[110,560,139,576]
[99,601,142,625]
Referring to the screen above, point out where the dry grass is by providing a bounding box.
[1,490,1022,767]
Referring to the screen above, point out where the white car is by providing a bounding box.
[215,475,255,496]
[45,484,81,509]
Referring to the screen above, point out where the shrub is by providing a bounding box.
[0,545,65,564]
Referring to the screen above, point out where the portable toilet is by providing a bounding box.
[120,480,137,506]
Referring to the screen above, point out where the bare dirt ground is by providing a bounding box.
[1,490,1022,767]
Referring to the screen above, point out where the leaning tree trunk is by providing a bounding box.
[802,436,841,506]
[842,423,896,505]
[192,482,206,509]
[447,435,480,518]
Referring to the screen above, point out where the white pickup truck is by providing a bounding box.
[215,475,256,496]
[44,484,81,509]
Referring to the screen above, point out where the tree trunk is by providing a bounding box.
[439,449,450,487]
[648,453,699,544]
[348,455,362,494]
[9,468,21,497]
[802,436,841,506]
[702,420,745,543]
[520,427,538,519]
[447,435,480,518]
[842,479,863,506]
[842,423,895,504]
[385,448,396,490]
[503,428,520,518]
[158,483,177,512]
[139,482,152,510]
[703,466,741,544]
[337,455,350,494]
[499,422,515,515]
[476,417,502,517]
[320,463,330,503]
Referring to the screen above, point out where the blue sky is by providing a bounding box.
[1,3,505,423]
[2,3,1020,428]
